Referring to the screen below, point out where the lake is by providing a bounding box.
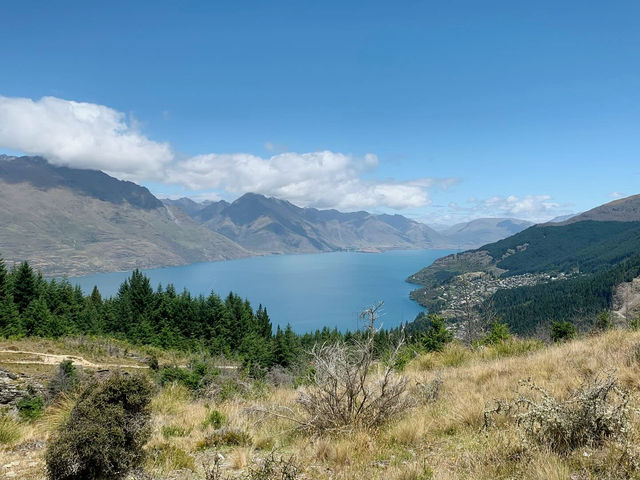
[71,249,454,333]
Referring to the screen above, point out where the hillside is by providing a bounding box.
[2,330,640,479]
[0,156,248,276]
[408,194,640,333]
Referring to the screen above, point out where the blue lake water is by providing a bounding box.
[71,250,453,333]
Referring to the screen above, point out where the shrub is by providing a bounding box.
[197,427,252,450]
[418,314,453,352]
[550,321,577,343]
[415,376,442,403]
[629,315,640,331]
[45,372,153,480]
[246,451,299,480]
[17,391,45,421]
[481,321,510,345]
[297,303,410,432]
[594,311,613,332]
[485,372,632,455]
[202,409,226,429]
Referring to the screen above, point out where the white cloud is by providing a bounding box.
[0,94,452,211]
[0,95,173,180]
[610,191,624,199]
[166,151,445,210]
[438,194,566,223]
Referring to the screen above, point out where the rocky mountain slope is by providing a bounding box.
[169,192,447,254]
[0,156,248,276]
[164,194,533,254]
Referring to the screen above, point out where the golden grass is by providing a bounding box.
[3,330,640,479]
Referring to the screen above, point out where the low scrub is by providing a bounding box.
[45,372,153,480]
[197,427,252,450]
[297,303,410,432]
[485,372,634,455]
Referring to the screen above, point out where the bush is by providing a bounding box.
[485,372,632,455]
[45,372,153,480]
[17,391,45,421]
[594,311,613,332]
[197,427,252,450]
[481,321,510,345]
[550,321,577,343]
[297,303,410,432]
[202,409,226,429]
[418,314,453,352]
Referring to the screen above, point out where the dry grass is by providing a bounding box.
[3,330,640,479]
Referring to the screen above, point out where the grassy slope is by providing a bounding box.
[3,330,640,479]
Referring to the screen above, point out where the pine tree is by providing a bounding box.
[255,304,273,338]
[12,261,38,313]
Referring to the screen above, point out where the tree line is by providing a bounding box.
[0,257,444,371]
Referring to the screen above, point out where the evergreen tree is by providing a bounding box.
[418,314,453,352]
[255,304,272,338]
[12,261,38,313]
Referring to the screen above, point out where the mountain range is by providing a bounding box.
[0,155,533,275]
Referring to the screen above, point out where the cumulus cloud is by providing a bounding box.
[166,151,445,210]
[0,95,173,180]
[0,94,452,211]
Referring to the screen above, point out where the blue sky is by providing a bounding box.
[0,0,638,224]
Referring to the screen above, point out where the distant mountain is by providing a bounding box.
[0,156,248,276]
[162,197,214,217]
[175,193,447,254]
[162,195,534,253]
[407,193,640,334]
[441,218,533,247]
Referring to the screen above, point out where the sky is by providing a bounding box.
[0,0,638,224]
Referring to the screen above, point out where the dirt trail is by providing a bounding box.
[0,349,148,369]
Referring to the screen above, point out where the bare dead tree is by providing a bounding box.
[296,301,411,432]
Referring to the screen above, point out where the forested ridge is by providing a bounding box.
[0,256,416,371]
[480,221,640,276]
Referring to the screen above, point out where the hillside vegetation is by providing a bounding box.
[3,329,640,479]
[409,199,640,334]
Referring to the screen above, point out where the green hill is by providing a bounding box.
[408,195,640,334]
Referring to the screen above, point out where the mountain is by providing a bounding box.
[180,193,447,254]
[0,156,248,276]
[441,218,533,247]
[162,197,214,217]
[559,194,640,223]
[407,194,640,334]
[164,195,533,254]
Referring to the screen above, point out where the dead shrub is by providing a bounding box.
[485,372,634,455]
[297,302,411,432]
[414,375,443,403]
